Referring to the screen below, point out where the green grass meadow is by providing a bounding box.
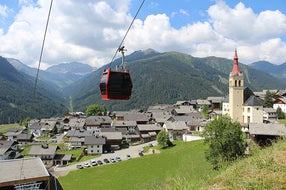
[0,123,21,134]
[59,140,218,190]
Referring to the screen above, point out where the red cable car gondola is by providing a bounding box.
[99,68,132,100]
[99,47,133,100]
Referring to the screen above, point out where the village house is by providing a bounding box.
[84,136,106,155]
[4,128,23,141]
[112,120,137,134]
[163,121,188,141]
[174,101,192,106]
[53,154,72,166]
[136,124,162,142]
[263,108,278,122]
[150,110,173,126]
[116,111,150,124]
[86,116,112,129]
[29,120,55,137]
[273,97,286,113]
[68,117,86,130]
[248,123,286,145]
[207,96,224,110]
[15,133,34,144]
[28,144,58,165]
[171,105,196,116]
[65,129,94,148]
[100,131,123,151]
[195,99,212,111]
[0,157,51,190]
[0,140,18,160]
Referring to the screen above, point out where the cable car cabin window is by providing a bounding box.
[108,71,132,97]
[100,74,107,95]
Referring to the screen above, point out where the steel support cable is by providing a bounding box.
[109,0,146,67]
[33,0,54,98]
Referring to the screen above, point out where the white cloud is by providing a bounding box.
[0,5,8,17]
[0,0,286,70]
[179,9,189,16]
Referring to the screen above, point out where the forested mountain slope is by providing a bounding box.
[65,50,286,112]
[0,56,68,124]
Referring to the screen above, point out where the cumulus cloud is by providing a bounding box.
[0,0,285,69]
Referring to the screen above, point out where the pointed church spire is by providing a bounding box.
[230,49,242,76]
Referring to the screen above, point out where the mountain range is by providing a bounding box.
[0,56,68,124]
[1,49,286,124]
[63,49,286,111]
[249,61,286,81]
[8,59,95,90]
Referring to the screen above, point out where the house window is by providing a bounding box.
[91,145,93,148]
[91,150,93,153]
[97,145,99,148]
[247,108,250,113]
[97,150,99,153]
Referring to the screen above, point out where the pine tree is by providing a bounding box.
[276,107,285,119]
[264,90,274,108]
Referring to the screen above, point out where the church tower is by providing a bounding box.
[229,49,244,123]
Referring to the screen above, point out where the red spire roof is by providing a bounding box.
[230,49,243,76]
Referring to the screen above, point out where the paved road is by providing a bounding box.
[51,141,158,177]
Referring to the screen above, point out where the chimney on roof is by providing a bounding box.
[41,144,49,149]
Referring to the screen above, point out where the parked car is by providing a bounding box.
[116,156,121,161]
[110,158,116,163]
[83,162,91,168]
[126,155,132,160]
[90,160,97,166]
[103,158,110,163]
[76,164,83,169]
[97,160,103,165]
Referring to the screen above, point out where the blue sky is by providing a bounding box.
[0,0,286,69]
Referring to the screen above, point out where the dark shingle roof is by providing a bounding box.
[244,95,263,106]
[244,87,255,102]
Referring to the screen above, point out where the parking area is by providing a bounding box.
[52,141,157,177]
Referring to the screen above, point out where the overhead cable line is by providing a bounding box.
[33,0,54,98]
[109,0,146,66]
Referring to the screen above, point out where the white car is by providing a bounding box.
[83,162,91,167]
[90,160,97,166]
[110,158,116,163]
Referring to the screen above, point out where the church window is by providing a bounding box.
[235,80,237,87]
[238,80,241,86]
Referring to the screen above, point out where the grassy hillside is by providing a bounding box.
[59,139,286,190]
[202,139,286,190]
[59,141,218,190]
